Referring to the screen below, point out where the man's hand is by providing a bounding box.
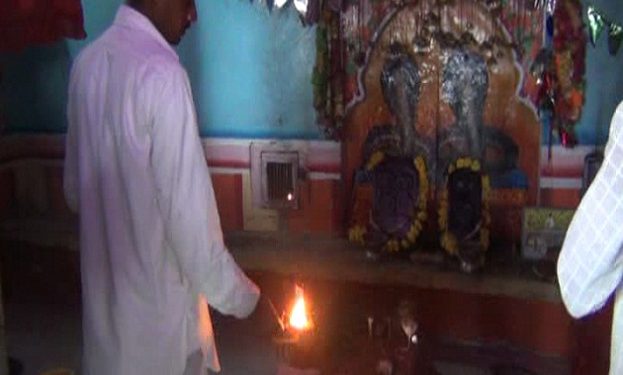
[246,294,283,336]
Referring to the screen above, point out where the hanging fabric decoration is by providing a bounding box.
[274,0,288,9]
[530,0,585,151]
[587,6,606,47]
[306,0,586,141]
[608,22,623,56]
[0,0,86,51]
[546,0,557,15]
[529,48,553,79]
[311,2,344,139]
[586,5,623,56]
[248,0,310,20]
[293,0,309,17]
[533,0,556,14]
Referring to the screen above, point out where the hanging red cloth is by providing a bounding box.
[0,0,86,52]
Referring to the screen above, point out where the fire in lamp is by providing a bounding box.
[273,285,320,375]
[270,284,314,334]
[288,285,312,331]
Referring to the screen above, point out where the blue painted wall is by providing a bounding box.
[1,0,319,139]
[1,1,622,143]
[576,0,623,145]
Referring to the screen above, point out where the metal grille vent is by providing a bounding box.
[261,151,299,209]
[266,162,294,201]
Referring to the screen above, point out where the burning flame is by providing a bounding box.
[288,285,312,331]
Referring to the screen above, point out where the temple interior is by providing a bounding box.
[1,0,623,374]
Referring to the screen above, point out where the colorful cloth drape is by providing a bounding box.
[0,0,86,51]
[312,0,585,142]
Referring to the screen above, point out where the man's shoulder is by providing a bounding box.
[73,26,184,79]
[141,49,184,75]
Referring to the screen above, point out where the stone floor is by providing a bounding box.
[0,240,279,375]
[0,239,569,375]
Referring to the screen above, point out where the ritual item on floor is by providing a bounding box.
[439,157,491,273]
[397,299,419,350]
[368,299,434,375]
[272,284,320,373]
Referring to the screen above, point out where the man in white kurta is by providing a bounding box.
[64,3,260,374]
[557,100,623,374]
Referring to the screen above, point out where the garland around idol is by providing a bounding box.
[438,157,491,255]
[348,151,429,254]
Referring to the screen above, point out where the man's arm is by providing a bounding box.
[148,62,259,318]
[557,103,623,318]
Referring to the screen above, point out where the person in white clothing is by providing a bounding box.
[557,100,623,374]
[64,1,260,374]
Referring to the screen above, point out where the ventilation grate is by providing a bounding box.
[261,151,299,209]
[266,162,294,202]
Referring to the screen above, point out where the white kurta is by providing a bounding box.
[64,5,260,375]
[557,101,623,375]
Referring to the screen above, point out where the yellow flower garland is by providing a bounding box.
[366,150,385,171]
[438,157,491,255]
[348,224,367,245]
[348,152,429,253]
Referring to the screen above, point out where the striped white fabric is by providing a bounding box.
[558,101,623,375]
